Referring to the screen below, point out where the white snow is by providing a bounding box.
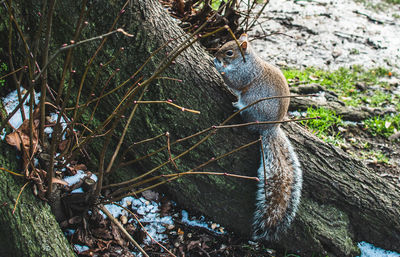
[181,210,224,234]
[1,87,40,129]
[101,196,173,244]
[1,128,6,140]
[74,244,89,253]
[63,169,97,193]
[358,241,400,257]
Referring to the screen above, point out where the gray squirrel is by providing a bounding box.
[214,34,302,241]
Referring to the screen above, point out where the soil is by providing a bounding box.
[248,0,400,73]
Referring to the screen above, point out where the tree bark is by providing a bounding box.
[99,1,399,256]
[0,139,75,257]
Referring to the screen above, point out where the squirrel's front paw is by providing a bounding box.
[233,101,245,110]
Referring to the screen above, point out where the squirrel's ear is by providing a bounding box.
[240,41,248,51]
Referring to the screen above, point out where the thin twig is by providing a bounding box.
[120,132,166,161]
[110,202,177,257]
[39,0,57,144]
[108,139,260,196]
[134,100,200,114]
[98,204,149,257]
[12,181,30,214]
[0,167,24,177]
[0,66,24,80]
[105,84,148,174]
[34,28,131,82]
[213,117,319,129]
[166,132,178,170]
[111,171,259,202]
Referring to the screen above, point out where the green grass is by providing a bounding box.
[283,66,392,107]
[357,149,390,164]
[301,107,344,145]
[355,0,400,11]
[364,114,400,137]
[285,66,400,139]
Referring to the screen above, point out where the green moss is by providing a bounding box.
[0,62,7,89]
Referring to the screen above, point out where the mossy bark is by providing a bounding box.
[0,140,75,256]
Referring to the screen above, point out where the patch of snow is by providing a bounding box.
[74,244,89,253]
[289,110,307,117]
[102,204,127,218]
[44,127,53,136]
[48,112,68,139]
[358,241,400,257]
[1,87,40,129]
[63,169,97,194]
[1,128,6,140]
[102,196,173,244]
[64,229,75,236]
[63,170,86,186]
[181,210,224,234]
[71,188,84,193]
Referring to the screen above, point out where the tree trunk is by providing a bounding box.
[0,140,75,257]
[100,1,399,256]
[1,0,399,256]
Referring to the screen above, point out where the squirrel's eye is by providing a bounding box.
[225,50,234,57]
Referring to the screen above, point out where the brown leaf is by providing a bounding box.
[187,240,201,251]
[73,227,95,248]
[74,164,87,171]
[92,227,113,240]
[142,190,159,201]
[58,139,69,152]
[5,132,21,150]
[52,177,68,186]
[110,222,126,247]
[5,118,39,168]
[160,198,172,217]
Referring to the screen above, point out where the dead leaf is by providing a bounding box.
[74,164,87,171]
[58,139,69,152]
[187,240,201,251]
[160,198,172,217]
[52,177,68,186]
[142,190,159,201]
[120,215,128,225]
[5,118,39,168]
[111,222,126,247]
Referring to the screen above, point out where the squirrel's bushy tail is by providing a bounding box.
[252,127,302,241]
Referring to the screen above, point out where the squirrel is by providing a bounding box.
[214,34,302,241]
